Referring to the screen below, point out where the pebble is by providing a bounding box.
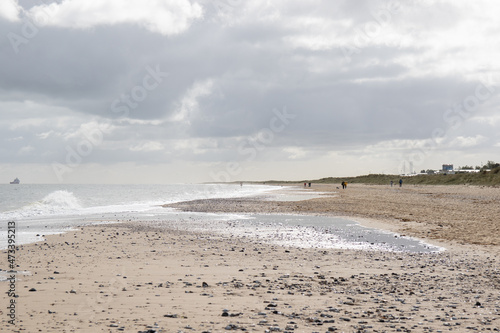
[164,314,178,318]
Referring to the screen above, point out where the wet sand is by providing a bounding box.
[1,184,500,332]
[170,183,500,248]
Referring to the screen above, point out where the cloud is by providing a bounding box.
[0,0,21,22]
[283,147,307,160]
[37,130,56,140]
[62,121,114,142]
[448,135,488,149]
[129,141,164,152]
[473,115,500,126]
[18,145,35,155]
[26,0,203,35]
[2,0,500,183]
[170,79,215,123]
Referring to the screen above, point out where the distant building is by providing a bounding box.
[442,164,453,172]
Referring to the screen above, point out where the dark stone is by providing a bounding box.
[163,314,178,318]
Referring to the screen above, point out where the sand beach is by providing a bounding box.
[1,184,499,332]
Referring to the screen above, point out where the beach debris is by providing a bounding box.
[163,314,178,318]
[221,309,242,317]
[224,324,244,330]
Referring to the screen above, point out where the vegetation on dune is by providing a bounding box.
[260,167,500,186]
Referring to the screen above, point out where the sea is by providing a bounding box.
[0,183,443,255]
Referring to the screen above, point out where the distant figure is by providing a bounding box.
[304,182,307,187]
[341,181,347,189]
[240,182,243,187]
[345,181,348,189]
[390,180,393,187]
[399,179,403,187]
[308,182,311,187]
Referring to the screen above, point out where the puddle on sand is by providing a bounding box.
[247,215,442,252]
[146,213,443,253]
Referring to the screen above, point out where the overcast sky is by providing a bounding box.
[1,0,499,184]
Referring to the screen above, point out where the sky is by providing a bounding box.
[1,0,499,184]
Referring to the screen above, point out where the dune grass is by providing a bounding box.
[260,167,500,186]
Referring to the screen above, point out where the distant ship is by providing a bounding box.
[10,178,20,184]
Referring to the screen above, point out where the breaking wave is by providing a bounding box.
[1,190,82,220]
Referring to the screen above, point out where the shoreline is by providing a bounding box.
[169,183,500,250]
[2,183,500,332]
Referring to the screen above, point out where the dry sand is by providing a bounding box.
[1,184,499,332]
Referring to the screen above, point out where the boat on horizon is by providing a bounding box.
[10,178,20,184]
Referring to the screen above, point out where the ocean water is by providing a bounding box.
[0,183,272,221]
[0,183,274,248]
[0,184,442,256]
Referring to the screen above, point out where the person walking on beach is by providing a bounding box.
[399,179,403,187]
[390,180,393,187]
